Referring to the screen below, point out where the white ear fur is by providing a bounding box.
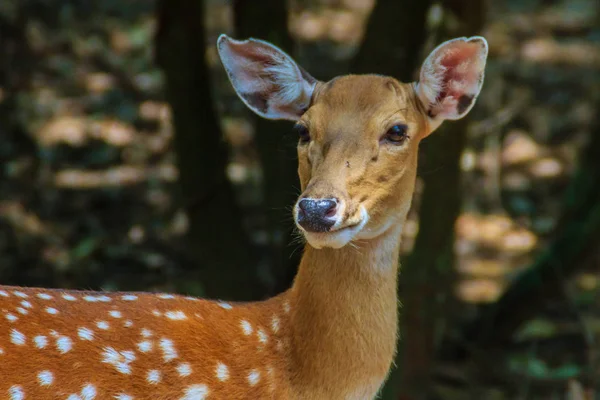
[416,36,488,129]
[217,34,317,121]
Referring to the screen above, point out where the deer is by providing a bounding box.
[0,34,487,400]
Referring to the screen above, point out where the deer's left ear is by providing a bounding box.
[416,36,488,129]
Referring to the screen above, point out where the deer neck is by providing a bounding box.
[287,223,403,396]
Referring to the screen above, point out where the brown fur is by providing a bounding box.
[0,76,440,400]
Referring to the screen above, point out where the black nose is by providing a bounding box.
[297,198,338,233]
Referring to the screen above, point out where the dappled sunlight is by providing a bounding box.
[456,213,513,245]
[54,164,177,189]
[84,72,116,94]
[502,130,540,165]
[37,116,88,147]
[575,273,598,291]
[458,258,510,278]
[400,218,419,254]
[502,228,538,253]
[456,278,504,303]
[90,119,136,147]
[222,117,254,147]
[529,157,564,179]
[139,100,171,122]
[521,38,600,67]
[289,0,374,45]
[37,116,138,147]
[0,202,48,237]
[455,213,538,303]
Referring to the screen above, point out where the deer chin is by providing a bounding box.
[301,206,369,249]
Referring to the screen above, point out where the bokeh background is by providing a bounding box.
[1,0,599,398]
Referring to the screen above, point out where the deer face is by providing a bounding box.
[218,35,487,249]
[293,76,426,248]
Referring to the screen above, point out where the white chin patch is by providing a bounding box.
[301,207,369,249]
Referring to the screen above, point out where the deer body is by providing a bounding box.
[0,34,487,399]
[0,225,400,399]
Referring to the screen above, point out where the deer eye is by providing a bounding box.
[383,124,409,145]
[294,124,310,144]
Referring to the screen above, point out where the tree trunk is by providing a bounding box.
[394,3,485,399]
[351,0,432,79]
[232,0,302,295]
[155,0,263,301]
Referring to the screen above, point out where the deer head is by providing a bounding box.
[218,35,487,250]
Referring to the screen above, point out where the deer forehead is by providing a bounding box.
[305,75,421,136]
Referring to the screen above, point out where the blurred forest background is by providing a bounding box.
[0,0,599,398]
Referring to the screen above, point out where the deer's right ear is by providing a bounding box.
[217,35,317,121]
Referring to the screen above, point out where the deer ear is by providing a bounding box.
[416,36,488,127]
[217,34,317,121]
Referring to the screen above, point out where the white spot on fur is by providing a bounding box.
[62,294,76,301]
[248,370,260,386]
[78,327,94,341]
[114,395,133,400]
[46,307,59,315]
[66,384,97,400]
[10,329,25,345]
[165,311,187,320]
[13,291,28,298]
[152,310,162,317]
[5,313,17,322]
[34,335,48,348]
[109,310,122,318]
[271,316,280,333]
[257,329,268,344]
[124,320,133,327]
[121,295,138,301]
[37,293,53,300]
[158,294,175,299]
[181,385,208,400]
[141,328,153,338]
[177,362,192,377]
[81,384,97,400]
[240,320,253,335]
[84,295,111,303]
[217,301,232,310]
[160,338,178,362]
[137,340,152,353]
[147,369,161,384]
[0,290,8,297]
[216,363,229,381]
[9,385,24,400]
[21,300,32,308]
[101,347,136,374]
[96,321,110,330]
[38,370,54,386]
[283,301,290,313]
[57,335,73,353]
[16,307,28,315]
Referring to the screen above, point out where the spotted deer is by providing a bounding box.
[0,34,487,399]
